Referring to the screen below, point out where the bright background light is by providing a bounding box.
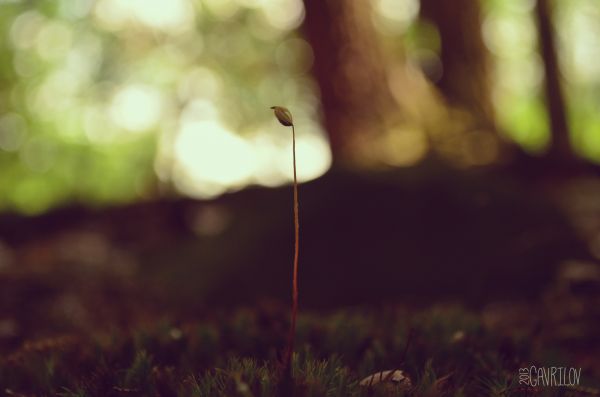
[0,0,330,214]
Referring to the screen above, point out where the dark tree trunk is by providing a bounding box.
[301,0,397,163]
[420,0,495,131]
[535,0,575,165]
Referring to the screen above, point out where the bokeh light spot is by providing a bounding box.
[109,84,163,132]
[261,0,304,31]
[35,20,73,61]
[10,10,44,49]
[94,0,194,32]
[173,120,256,196]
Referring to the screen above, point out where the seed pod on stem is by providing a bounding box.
[270,106,299,377]
[271,106,294,127]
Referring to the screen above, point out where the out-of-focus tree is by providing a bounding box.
[482,0,600,168]
[302,0,509,168]
[553,0,600,164]
[420,0,495,132]
[301,0,399,164]
[414,0,510,167]
[535,0,575,166]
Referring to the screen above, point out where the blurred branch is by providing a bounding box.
[535,0,574,164]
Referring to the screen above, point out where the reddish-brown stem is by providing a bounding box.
[284,124,299,372]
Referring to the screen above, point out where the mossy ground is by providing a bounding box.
[1,172,599,396]
[1,303,597,396]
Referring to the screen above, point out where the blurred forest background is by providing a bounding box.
[0,0,599,213]
[1,0,600,368]
[2,0,600,393]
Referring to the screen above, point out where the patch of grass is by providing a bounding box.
[0,305,596,396]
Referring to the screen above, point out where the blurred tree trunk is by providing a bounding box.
[534,0,575,165]
[301,0,397,163]
[419,0,495,132]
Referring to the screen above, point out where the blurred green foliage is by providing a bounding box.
[0,0,322,214]
[482,0,600,157]
[0,0,599,214]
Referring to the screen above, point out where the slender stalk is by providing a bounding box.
[270,106,299,376]
[284,124,299,370]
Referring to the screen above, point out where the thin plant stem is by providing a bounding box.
[284,124,300,371]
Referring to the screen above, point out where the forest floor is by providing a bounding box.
[1,169,600,396]
[1,297,599,396]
